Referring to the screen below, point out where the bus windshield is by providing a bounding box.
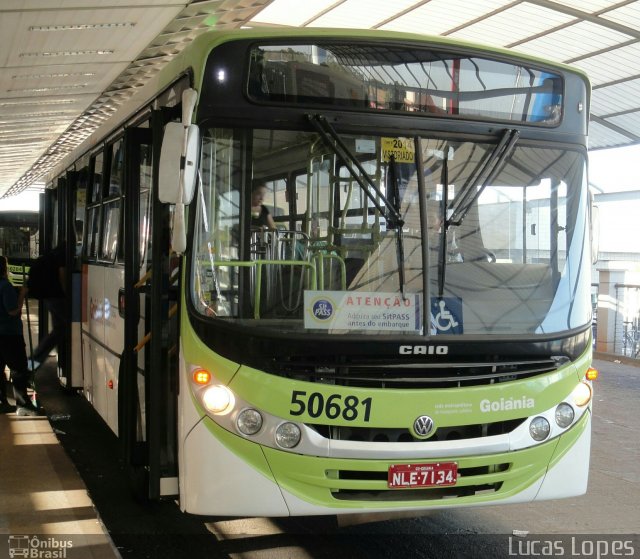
[248,42,563,124]
[191,127,591,337]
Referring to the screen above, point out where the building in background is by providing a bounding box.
[590,145,640,358]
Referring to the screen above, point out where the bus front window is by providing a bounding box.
[191,128,590,337]
[419,139,591,335]
[192,127,422,332]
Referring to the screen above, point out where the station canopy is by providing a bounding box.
[1,0,639,198]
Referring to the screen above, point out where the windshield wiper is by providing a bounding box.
[387,154,406,297]
[307,114,404,229]
[437,156,449,297]
[447,128,519,227]
[307,114,407,297]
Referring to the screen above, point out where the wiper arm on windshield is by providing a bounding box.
[307,114,404,229]
[447,128,519,227]
[438,156,449,297]
[307,113,407,297]
[387,154,406,298]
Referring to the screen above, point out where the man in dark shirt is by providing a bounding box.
[0,256,42,415]
[250,184,276,229]
[27,243,67,372]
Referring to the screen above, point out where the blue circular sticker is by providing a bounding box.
[312,299,333,320]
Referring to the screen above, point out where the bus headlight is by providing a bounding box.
[275,422,301,449]
[237,409,263,435]
[555,402,575,428]
[573,381,592,407]
[202,385,234,414]
[529,416,550,441]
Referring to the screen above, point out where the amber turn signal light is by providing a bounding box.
[193,369,211,385]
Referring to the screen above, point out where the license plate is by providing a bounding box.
[388,462,458,489]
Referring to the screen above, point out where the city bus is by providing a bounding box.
[42,28,596,516]
[0,210,39,285]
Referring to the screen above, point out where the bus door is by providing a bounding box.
[120,115,179,501]
[81,138,126,432]
[39,180,72,386]
[65,165,90,390]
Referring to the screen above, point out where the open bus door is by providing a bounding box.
[63,169,84,390]
[38,182,77,389]
[119,114,179,501]
[40,170,83,391]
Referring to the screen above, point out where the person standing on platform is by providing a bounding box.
[0,255,42,416]
[25,242,67,372]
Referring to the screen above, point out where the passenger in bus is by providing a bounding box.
[250,184,276,230]
[0,256,42,416]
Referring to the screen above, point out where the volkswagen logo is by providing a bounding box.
[413,415,435,438]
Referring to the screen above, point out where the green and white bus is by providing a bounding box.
[0,210,39,286]
[44,28,596,516]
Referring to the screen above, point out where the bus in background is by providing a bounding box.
[0,210,39,285]
[42,28,595,516]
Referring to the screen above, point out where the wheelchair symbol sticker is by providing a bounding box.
[430,297,463,334]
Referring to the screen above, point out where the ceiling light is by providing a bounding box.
[3,112,75,119]
[9,85,89,93]
[12,72,96,79]
[29,23,135,31]
[0,100,76,108]
[19,50,114,58]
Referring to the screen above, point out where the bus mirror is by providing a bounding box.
[159,122,183,204]
[158,121,199,205]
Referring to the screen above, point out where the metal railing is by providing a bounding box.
[606,283,640,358]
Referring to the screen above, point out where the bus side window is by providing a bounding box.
[85,151,104,260]
[99,201,120,262]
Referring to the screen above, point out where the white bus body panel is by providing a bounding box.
[83,264,103,415]
[181,420,290,516]
[70,269,83,388]
[533,411,591,501]
[82,264,124,435]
